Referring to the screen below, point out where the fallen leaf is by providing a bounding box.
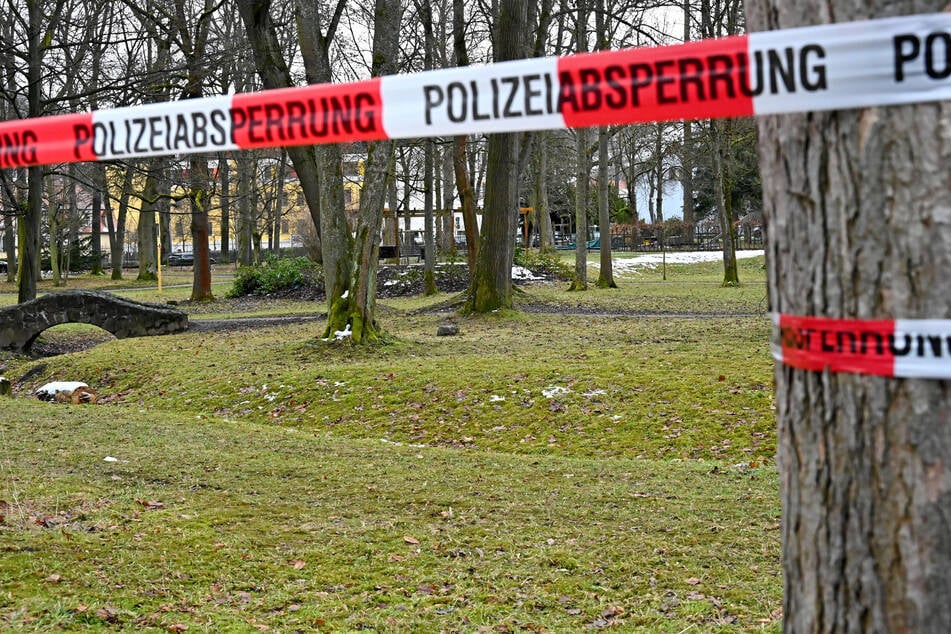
[136,499,165,511]
[45,574,63,583]
[403,535,420,545]
[96,606,120,623]
[290,559,306,570]
[167,624,188,632]
[686,577,702,585]
[602,605,625,618]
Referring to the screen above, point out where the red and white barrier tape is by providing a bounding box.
[772,314,951,380]
[0,12,949,169]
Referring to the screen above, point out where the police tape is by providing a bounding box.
[0,12,949,169]
[772,314,951,379]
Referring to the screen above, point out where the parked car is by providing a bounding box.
[167,252,216,267]
[0,260,6,273]
[168,252,194,266]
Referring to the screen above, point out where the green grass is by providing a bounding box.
[1,402,781,632]
[3,313,776,463]
[0,255,783,631]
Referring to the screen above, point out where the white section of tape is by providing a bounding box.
[750,13,951,115]
[91,96,237,160]
[892,319,951,379]
[380,57,563,139]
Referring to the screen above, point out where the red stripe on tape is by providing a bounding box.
[557,35,754,128]
[0,113,94,168]
[231,78,387,149]
[776,314,897,377]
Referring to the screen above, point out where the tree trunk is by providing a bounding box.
[3,211,14,282]
[89,165,105,275]
[749,2,951,631]
[237,154,254,266]
[680,0,695,240]
[454,135,479,270]
[107,165,134,281]
[236,0,328,263]
[421,0,437,294]
[47,176,61,287]
[423,138,438,294]
[137,159,160,281]
[189,154,214,300]
[534,132,554,250]
[322,0,400,343]
[711,119,739,286]
[219,152,231,262]
[569,127,589,291]
[595,126,616,288]
[464,0,529,313]
[441,146,455,255]
[17,0,44,302]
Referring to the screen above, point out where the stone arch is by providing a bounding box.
[0,290,188,353]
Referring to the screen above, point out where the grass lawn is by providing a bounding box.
[1,255,783,632]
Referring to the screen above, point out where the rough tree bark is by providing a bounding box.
[464,0,530,312]
[568,126,590,291]
[296,0,350,306]
[420,0,438,295]
[322,0,400,343]
[568,1,590,292]
[236,0,338,275]
[136,159,161,281]
[680,0,695,237]
[595,126,616,288]
[452,0,479,272]
[533,131,555,250]
[711,118,740,286]
[748,1,951,631]
[593,0,615,289]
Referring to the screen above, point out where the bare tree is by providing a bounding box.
[323,0,401,343]
[464,0,530,312]
[451,0,479,271]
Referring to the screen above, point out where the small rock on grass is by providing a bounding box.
[437,324,459,337]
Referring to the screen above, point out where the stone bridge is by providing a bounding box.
[0,290,189,353]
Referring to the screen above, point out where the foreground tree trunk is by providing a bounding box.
[322,0,400,343]
[464,0,530,313]
[749,2,951,631]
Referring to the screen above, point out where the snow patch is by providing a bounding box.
[542,385,569,399]
[597,249,764,274]
[334,324,352,341]
[511,265,543,281]
[36,381,88,397]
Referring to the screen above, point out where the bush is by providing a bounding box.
[228,255,323,297]
[514,246,573,281]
